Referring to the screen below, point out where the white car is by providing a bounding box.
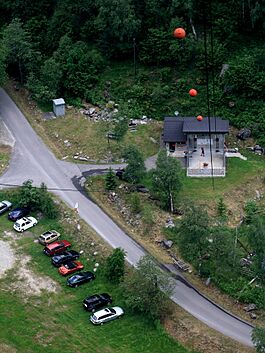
[90,307,124,325]
[13,216,38,232]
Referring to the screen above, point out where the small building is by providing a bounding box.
[52,98,65,117]
[163,116,229,177]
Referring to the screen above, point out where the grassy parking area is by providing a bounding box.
[0,201,195,353]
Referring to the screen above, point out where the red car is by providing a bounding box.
[43,240,71,256]
[58,261,84,276]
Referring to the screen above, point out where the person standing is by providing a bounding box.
[201,147,205,157]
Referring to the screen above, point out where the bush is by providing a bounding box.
[15,180,58,219]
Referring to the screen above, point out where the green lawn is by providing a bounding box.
[180,152,265,201]
[0,210,196,353]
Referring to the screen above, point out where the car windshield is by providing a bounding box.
[109,308,115,314]
[0,204,5,210]
[92,314,97,320]
[71,274,82,281]
[65,262,75,269]
[14,222,19,227]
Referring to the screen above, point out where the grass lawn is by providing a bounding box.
[0,207,196,353]
[0,145,11,175]
[181,154,265,200]
[4,81,161,162]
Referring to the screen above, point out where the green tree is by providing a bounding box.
[151,149,182,212]
[18,179,41,210]
[105,168,117,191]
[113,117,129,142]
[0,43,7,85]
[2,18,34,83]
[128,193,142,214]
[252,327,265,353]
[122,256,173,321]
[94,0,140,56]
[64,43,105,97]
[122,145,146,184]
[104,248,126,283]
[176,205,210,268]
[244,200,259,224]
[16,180,58,219]
[247,216,265,280]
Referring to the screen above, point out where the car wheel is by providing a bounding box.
[21,229,24,233]
[74,285,78,288]
[100,322,104,326]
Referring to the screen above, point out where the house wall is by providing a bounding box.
[187,133,226,152]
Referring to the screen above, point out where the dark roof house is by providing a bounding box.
[163,116,229,143]
[163,116,229,177]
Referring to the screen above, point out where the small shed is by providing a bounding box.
[52,98,65,117]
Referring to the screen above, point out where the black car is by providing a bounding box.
[8,207,30,221]
[52,250,80,267]
[83,293,112,312]
[67,271,95,287]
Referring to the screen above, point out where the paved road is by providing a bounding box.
[0,88,254,346]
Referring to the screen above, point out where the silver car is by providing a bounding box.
[90,307,124,325]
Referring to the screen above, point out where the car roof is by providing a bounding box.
[47,240,69,249]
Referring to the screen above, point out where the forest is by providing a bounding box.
[0,0,265,145]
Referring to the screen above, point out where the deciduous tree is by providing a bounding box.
[122,256,173,321]
[122,145,146,184]
[151,149,182,212]
[104,248,126,283]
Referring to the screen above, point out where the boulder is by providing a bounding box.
[162,239,173,249]
[243,303,257,312]
[236,128,251,140]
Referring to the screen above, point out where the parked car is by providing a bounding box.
[43,240,71,256]
[38,230,61,245]
[0,200,12,215]
[8,207,30,221]
[58,261,84,276]
[51,250,80,267]
[13,216,38,232]
[83,293,112,312]
[90,307,124,325]
[67,271,95,287]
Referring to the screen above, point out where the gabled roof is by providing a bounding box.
[182,117,229,133]
[163,116,229,142]
[163,117,186,142]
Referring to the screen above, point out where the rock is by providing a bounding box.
[136,185,149,193]
[62,156,68,160]
[162,239,173,249]
[237,128,251,140]
[89,107,96,114]
[78,156,89,161]
[205,277,211,286]
[165,218,175,228]
[249,312,257,319]
[244,303,257,312]
[255,190,261,200]
[64,140,71,147]
[220,64,229,77]
[240,258,252,267]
